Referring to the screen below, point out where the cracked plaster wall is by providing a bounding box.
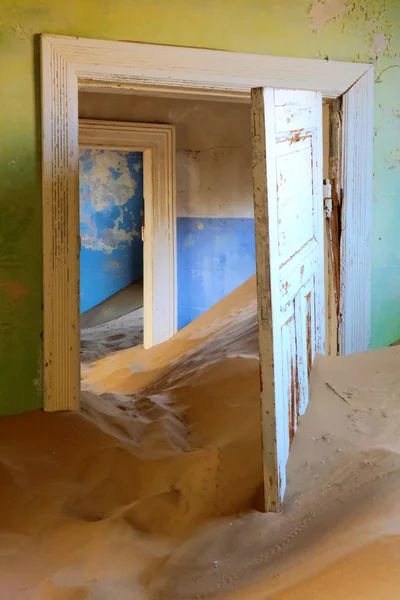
[79,149,144,313]
[0,0,399,414]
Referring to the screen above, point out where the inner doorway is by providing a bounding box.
[76,118,177,366]
[79,146,145,364]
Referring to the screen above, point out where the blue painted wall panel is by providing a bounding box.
[79,149,144,313]
[177,217,256,329]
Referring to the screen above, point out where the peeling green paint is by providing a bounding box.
[0,0,399,414]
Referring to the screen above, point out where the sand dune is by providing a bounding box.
[1,276,400,598]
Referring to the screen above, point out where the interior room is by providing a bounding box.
[78,90,336,361]
[1,2,399,598]
[78,91,257,364]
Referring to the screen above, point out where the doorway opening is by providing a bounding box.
[75,118,177,371]
[79,147,145,365]
[41,34,373,510]
[78,92,257,338]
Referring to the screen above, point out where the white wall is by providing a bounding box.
[78,92,254,218]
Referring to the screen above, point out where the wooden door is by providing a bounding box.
[251,88,324,511]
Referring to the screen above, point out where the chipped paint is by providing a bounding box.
[79,148,144,313]
[79,149,142,254]
[289,356,301,444]
[289,129,306,144]
[308,0,350,32]
[369,31,389,59]
[305,291,313,376]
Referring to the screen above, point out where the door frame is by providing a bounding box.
[79,119,176,357]
[41,36,373,415]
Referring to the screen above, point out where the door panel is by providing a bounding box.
[251,87,324,511]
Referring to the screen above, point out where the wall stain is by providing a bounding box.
[0,281,29,300]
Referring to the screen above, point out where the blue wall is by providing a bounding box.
[79,149,144,313]
[177,217,256,329]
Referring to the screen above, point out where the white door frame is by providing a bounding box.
[41,35,373,420]
[79,119,176,353]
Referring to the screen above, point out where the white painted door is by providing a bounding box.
[251,88,324,511]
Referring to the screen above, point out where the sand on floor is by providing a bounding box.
[81,307,144,364]
[2,275,400,599]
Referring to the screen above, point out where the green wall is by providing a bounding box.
[0,0,399,415]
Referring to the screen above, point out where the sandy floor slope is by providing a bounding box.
[81,307,144,364]
[2,275,400,599]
